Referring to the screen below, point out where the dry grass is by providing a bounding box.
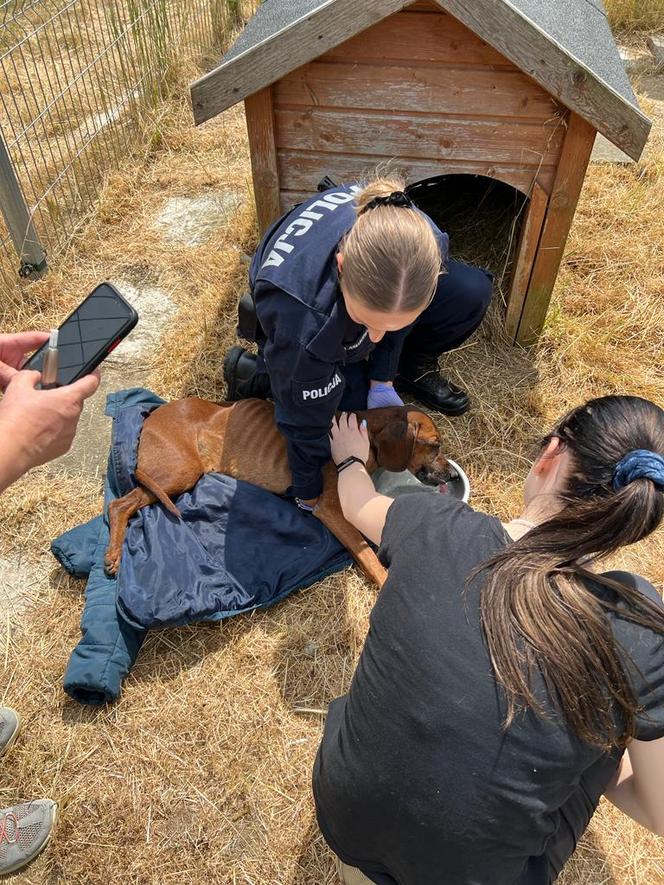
[0,65,663,885]
[605,0,664,34]
[0,0,255,292]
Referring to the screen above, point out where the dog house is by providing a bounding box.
[190,0,651,345]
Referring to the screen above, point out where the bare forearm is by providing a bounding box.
[337,462,378,520]
[0,418,30,494]
[337,462,392,545]
[605,740,664,835]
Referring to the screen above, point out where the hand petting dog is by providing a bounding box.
[330,412,370,466]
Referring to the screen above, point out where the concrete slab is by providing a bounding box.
[106,280,177,365]
[55,364,145,484]
[154,192,245,246]
[592,45,664,164]
[636,69,664,109]
[618,44,645,75]
[647,35,664,70]
[591,133,635,165]
[0,555,44,619]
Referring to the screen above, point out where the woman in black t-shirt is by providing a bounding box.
[314,395,664,885]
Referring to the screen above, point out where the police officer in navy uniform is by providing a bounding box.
[224,177,492,509]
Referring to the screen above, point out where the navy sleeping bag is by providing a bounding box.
[53,388,351,704]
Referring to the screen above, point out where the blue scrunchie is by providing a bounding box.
[612,449,664,491]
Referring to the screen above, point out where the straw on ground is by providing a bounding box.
[0,30,663,885]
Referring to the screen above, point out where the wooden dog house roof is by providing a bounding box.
[191,0,651,161]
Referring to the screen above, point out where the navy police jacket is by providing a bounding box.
[249,184,449,500]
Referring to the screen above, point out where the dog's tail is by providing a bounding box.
[135,469,181,517]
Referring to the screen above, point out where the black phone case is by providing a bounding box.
[24,282,138,384]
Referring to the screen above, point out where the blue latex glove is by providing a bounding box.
[367,382,404,409]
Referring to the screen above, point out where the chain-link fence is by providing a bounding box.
[0,0,250,293]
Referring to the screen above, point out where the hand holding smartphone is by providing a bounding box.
[23,282,138,386]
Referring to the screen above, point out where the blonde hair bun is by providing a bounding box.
[354,177,407,216]
[342,176,442,314]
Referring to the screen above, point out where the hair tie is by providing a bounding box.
[612,449,664,492]
[360,191,414,215]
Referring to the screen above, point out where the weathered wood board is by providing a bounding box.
[192,0,409,125]
[505,182,549,340]
[323,8,517,68]
[268,6,567,219]
[276,150,557,200]
[245,88,281,233]
[274,109,566,167]
[515,114,596,344]
[274,64,561,121]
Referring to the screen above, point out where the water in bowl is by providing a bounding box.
[373,459,470,503]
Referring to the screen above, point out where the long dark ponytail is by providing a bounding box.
[477,396,664,749]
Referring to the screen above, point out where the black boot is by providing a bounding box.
[223,346,272,401]
[394,355,469,416]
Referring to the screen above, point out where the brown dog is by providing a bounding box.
[105,398,455,586]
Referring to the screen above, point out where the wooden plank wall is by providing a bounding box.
[245,89,281,233]
[271,4,568,213]
[505,182,549,340]
[515,113,596,344]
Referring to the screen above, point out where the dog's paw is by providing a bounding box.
[366,562,388,588]
[104,551,121,576]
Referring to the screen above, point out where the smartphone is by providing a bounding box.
[23,282,138,385]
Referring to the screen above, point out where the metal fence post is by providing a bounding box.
[0,129,47,280]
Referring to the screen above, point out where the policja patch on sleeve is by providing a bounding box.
[292,372,344,403]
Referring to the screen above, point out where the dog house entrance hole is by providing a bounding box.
[407,174,528,290]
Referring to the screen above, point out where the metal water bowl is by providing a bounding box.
[373,458,470,503]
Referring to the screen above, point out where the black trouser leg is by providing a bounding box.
[394,260,493,415]
[401,259,493,364]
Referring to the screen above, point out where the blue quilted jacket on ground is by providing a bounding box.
[52,388,350,704]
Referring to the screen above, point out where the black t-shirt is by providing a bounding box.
[312,495,664,885]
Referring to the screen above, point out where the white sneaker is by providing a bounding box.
[0,800,58,875]
[0,709,20,759]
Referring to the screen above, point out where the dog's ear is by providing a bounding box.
[373,419,417,472]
